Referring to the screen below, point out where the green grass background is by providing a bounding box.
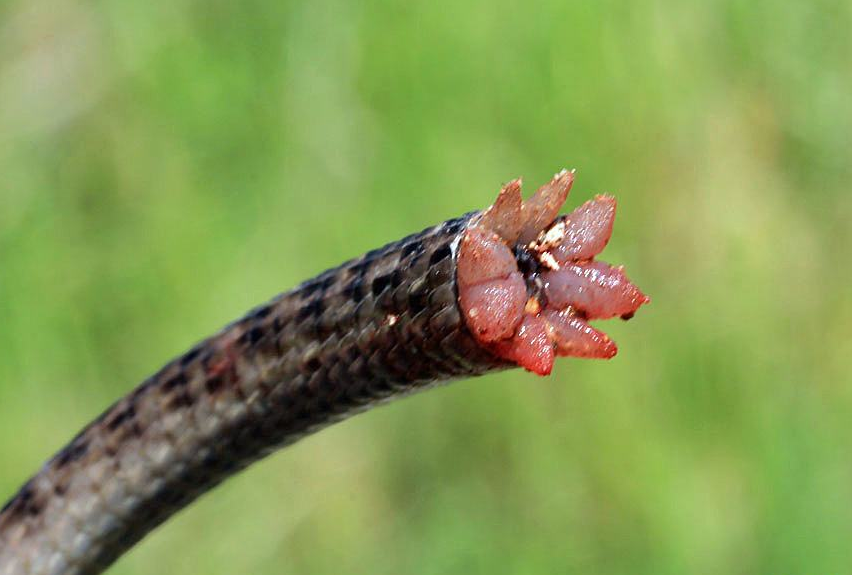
[1,0,851,572]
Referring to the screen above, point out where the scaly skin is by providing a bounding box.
[0,171,648,575]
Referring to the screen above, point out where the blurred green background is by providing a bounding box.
[1,0,851,573]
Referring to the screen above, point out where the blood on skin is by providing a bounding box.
[457,170,649,375]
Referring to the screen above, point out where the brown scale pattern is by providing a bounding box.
[0,213,507,575]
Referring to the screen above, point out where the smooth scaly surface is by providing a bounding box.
[0,213,503,575]
[0,172,648,575]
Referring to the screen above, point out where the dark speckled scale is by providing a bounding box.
[0,212,505,575]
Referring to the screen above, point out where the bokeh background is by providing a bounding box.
[1,0,851,573]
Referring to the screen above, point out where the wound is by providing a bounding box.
[458,170,649,375]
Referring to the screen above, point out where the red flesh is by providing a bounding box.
[459,276,526,342]
[458,170,649,375]
[457,226,526,342]
[457,227,518,286]
[492,315,555,375]
[548,195,616,263]
[543,309,618,359]
[518,169,575,245]
[541,261,650,320]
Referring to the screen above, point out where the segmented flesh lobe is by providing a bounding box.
[457,227,526,342]
[546,195,616,262]
[458,170,649,375]
[542,262,649,320]
[542,310,617,359]
[492,315,554,376]
[517,169,575,245]
[478,179,524,244]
